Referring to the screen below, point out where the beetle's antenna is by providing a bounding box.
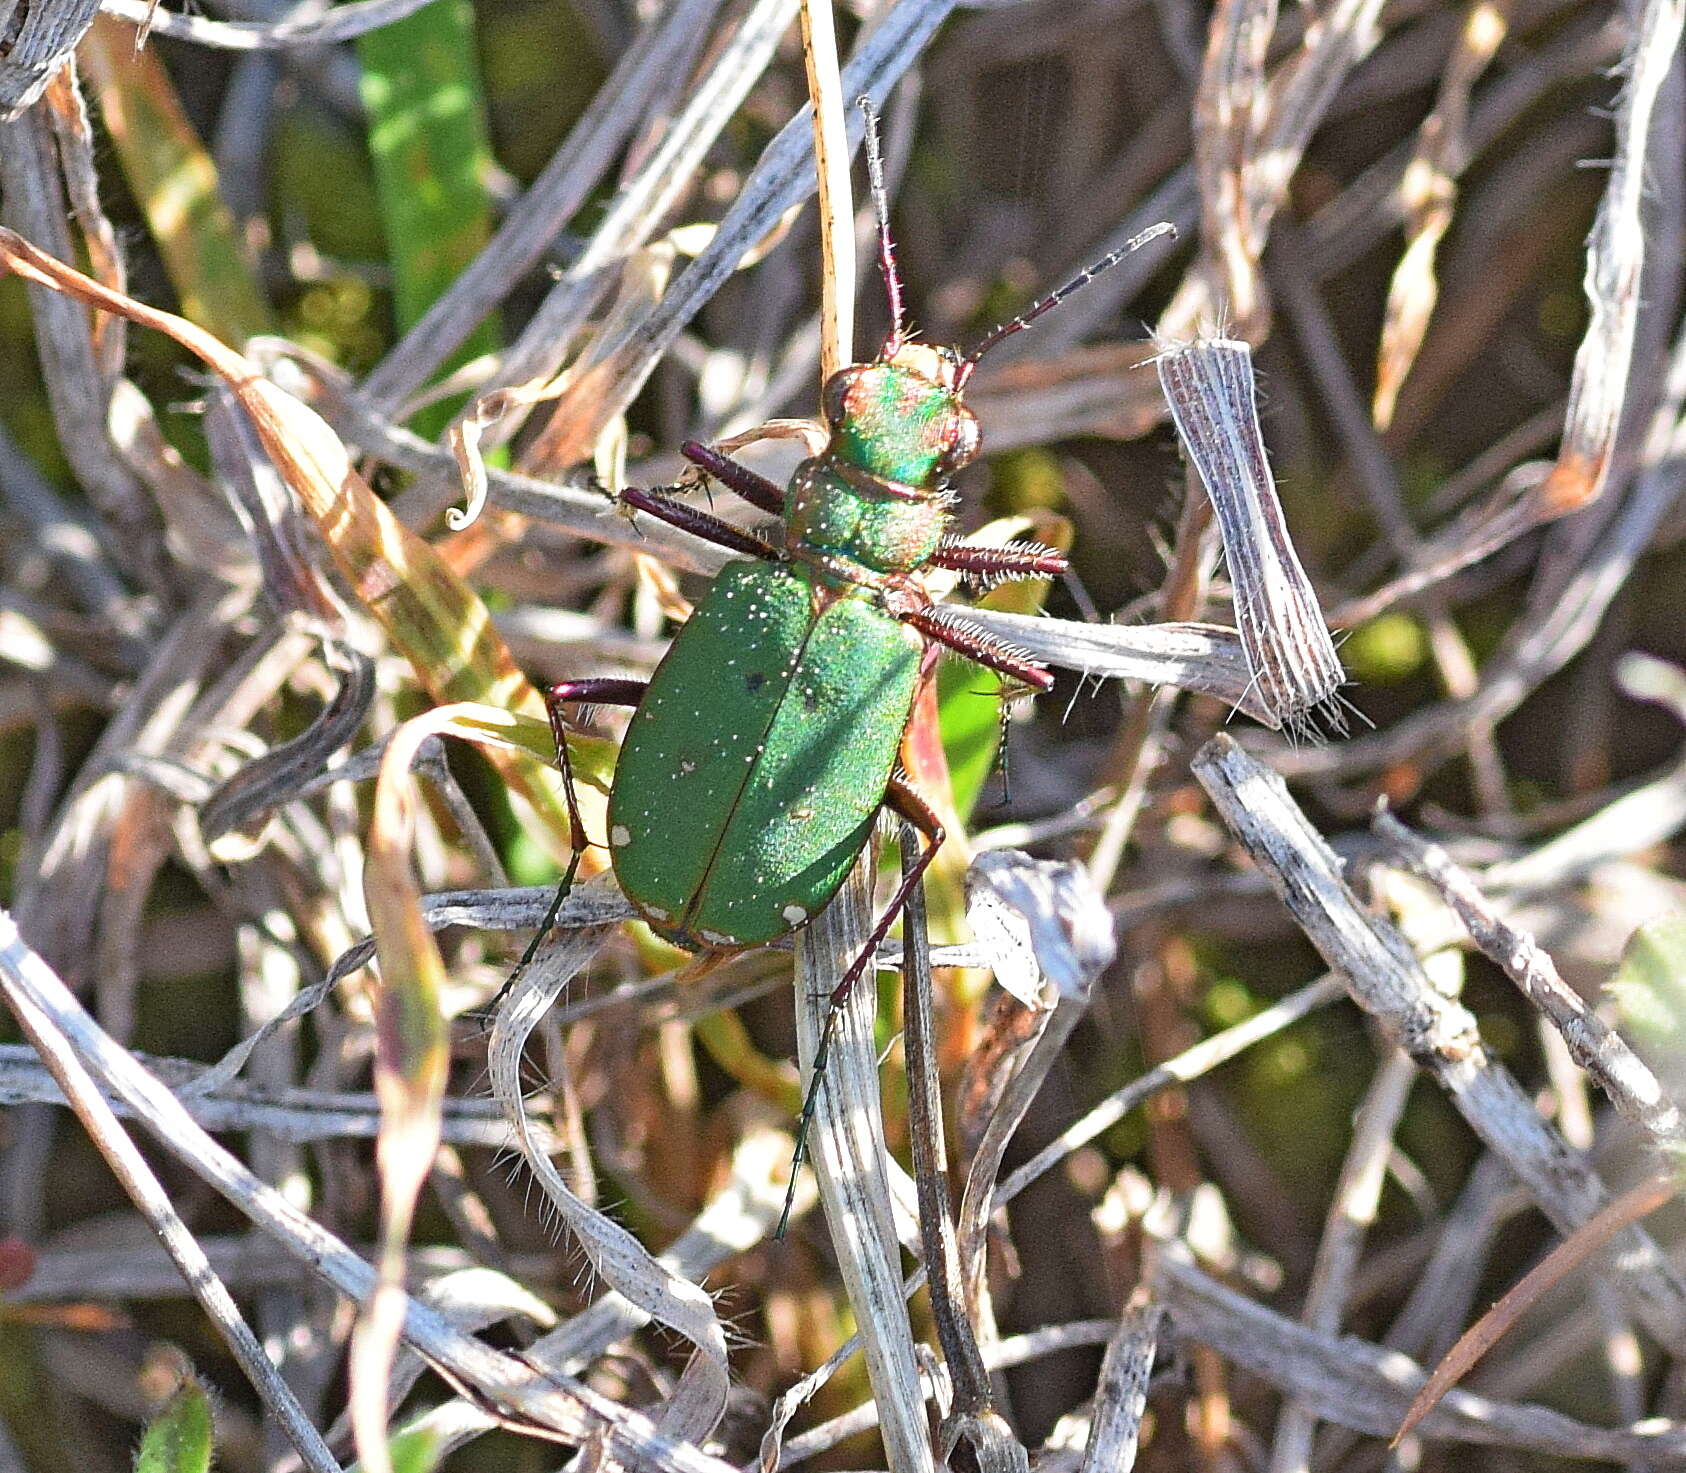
[857,95,906,356]
[958,221,1177,384]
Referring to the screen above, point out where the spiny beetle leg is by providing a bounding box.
[929,538,1068,581]
[619,485,781,562]
[901,605,1056,692]
[778,777,947,1237]
[481,677,648,1023]
[680,440,788,518]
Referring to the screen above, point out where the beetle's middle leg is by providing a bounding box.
[782,777,947,1235]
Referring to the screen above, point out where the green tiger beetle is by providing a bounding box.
[530,106,1171,1214]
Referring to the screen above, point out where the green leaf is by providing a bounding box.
[134,1382,213,1473]
[936,657,1006,821]
[1608,912,1686,1073]
[387,1425,443,1473]
[81,17,274,348]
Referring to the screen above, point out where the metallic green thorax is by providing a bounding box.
[608,560,923,950]
[785,344,979,575]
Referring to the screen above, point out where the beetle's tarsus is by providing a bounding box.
[471,848,582,1035]
[777,1000,843,1240]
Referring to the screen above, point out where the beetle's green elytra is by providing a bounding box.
[607,559,923,950]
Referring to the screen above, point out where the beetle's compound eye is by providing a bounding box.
[938,406,981,474]
[821,365,863,428]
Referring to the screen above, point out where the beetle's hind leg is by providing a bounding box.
[544,678,643,855]
[780,777,946,1237]
[481,678,647,1025]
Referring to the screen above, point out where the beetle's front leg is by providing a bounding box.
[929,537,1067,582]
[680,439,788,518]
[617,486,782,562]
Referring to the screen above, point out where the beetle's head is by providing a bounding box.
[820,341,980,489]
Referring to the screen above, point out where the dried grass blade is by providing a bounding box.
[0,0,101,114]
[800,0,854,379]
[0,927,340,1473]
[98,0,441,50]
[0,227,608,850]
[489,0,800,473]
[1375,810,1686,1154]
[1160,0,1385,335]
[1149,1236,1686,1460]
[896,830,1025,1473]
[1268,1048,1416,1472]
[1156,339,1345,733]
[1395,1172,1677,1445]
[1254,0,1385,217]
[1078,1295,1162,1473]
[487,913,731,1443]
[956,854,1112,1321]
[40,63,126,374]
[0,114,174,598]
[1193,0,1276,326]
[521,0,961,467]
[1536,0,1686,515]
[795,866,934,1473]
[0,914,754,1466]
[995,973,1346,1210]
[203,389,344,619]
[361,0,730,417]
[77,15,274,346]
[387,1124,790,1467]
[1190,733,1686,1350]
[962,610,1281,726]
[354,704,479,1473]
[1373,0,1510,429]
[200,642,374,852]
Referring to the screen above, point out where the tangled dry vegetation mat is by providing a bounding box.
[2,0,1686,1468]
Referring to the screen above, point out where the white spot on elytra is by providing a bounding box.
[611,825,631,846]
[782,904,808,926]
[700,929,733,947]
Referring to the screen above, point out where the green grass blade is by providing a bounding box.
[357,0,500,436]
[80,16,274,347]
